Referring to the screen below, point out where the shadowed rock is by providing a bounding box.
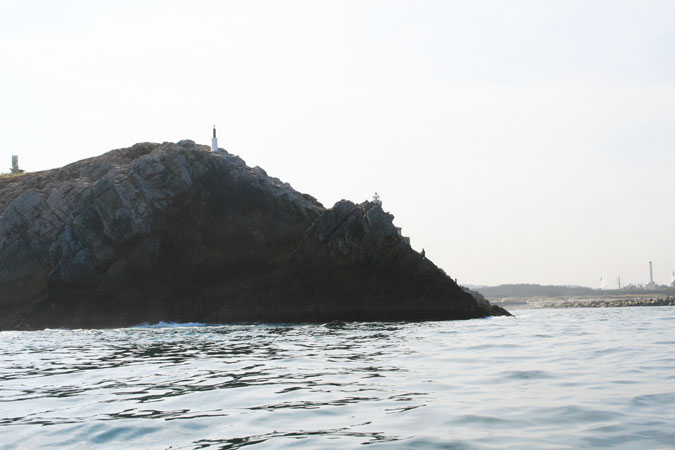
[0,141,510,330]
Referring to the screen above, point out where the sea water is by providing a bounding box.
[1,307,674,449]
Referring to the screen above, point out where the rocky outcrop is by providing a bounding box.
[0,141,509,330]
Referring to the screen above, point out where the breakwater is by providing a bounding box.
[542,297,675,308]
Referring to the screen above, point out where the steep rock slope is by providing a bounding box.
[0,141,509,330]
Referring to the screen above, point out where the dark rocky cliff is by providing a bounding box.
[0,141,509,330]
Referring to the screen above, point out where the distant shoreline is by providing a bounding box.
[476,283,675,299]
[540,297,675,309]
[491,295,675,310]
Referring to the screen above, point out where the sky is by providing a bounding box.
[1,0,674,288]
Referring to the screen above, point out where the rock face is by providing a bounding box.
[0,141,510,330]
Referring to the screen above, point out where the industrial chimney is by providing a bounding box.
[646,261,657,290]
[649,261,654,284]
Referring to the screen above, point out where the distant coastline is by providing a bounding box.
[539,297,675,309]
[488,294,675,310]
[477,283,675,299]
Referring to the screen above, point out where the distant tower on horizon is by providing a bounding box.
[211,125,218,152]
[10,155,24,174]
[372,192,382,206]
[649,261,654,283]
[647,261,656,290]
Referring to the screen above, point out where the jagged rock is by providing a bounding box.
[0,141,510,330]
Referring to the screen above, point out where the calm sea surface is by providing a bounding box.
[1,307,674,449]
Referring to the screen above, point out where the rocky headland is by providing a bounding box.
[0,141,510,330]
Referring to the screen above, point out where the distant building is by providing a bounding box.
[10,155,24,174]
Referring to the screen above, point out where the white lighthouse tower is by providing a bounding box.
[211,125,218,152]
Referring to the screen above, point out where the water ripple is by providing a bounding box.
[1,308,675,449]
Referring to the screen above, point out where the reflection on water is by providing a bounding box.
[1,309,675,449]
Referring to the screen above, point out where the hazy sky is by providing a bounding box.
[2,0,674,287]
